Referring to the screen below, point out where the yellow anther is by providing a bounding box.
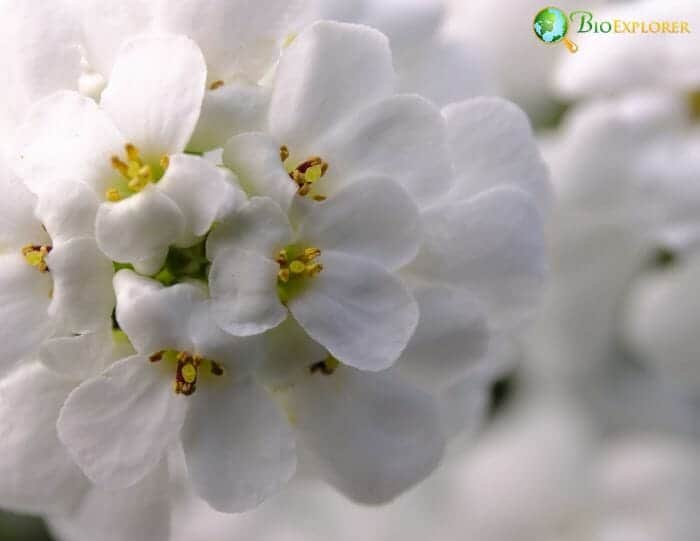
[302,247,321,262]
[22,244,52,273]
[209,80,225,91]
[125,143,139,161]
[108,143,168,201]
[106,188,122,202]
[289,260,306,274]
[111,156,129,178]
[278,268,290,283]
[306,263,323,277]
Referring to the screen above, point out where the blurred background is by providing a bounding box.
[4,0,700,539]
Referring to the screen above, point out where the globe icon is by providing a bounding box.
[533,7,578,53]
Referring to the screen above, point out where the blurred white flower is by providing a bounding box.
[553,0,700,101]
[309,0,492,106]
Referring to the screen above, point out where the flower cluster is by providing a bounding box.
[0,0,547,535]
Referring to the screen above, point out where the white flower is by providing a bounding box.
[208,190,421,371]
[73,0,306,150]
[223,21,455,211]
[0,0,82,145]
[0,161,113,372]
[0,328,132,516]
[57,270,295,513]
[13,34,240,274]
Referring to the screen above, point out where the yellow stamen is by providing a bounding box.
[107,143,169,201]
[22,244,52,273]
[106,188,122,202]
[280,148,330,200]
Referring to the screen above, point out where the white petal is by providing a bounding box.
[48,461,171,541]
[442,98,551,213]
[409,187,547,330]
[182,377,295,512]
[299,177,422,270]
[95,185,186,269]
[57,355,188,488]
[188,301,265,374]
[206,196,293,260]
[189,82,271,153]
[115,271,204,354]
[210,247,288,336]
[157,153,242,246]
[100,35,206,157]
[438,372,490,444]
[0,363,89,515]
[0,169,47,250]
[0,0,84,148]
[40,327,123,381]
[398,286,489,393]
[0,254,53,371]
[78,0,156,79]
[287,367,445,504]
[35,181,100,244]
[222,133,297,211]
[259,317,328,387]
[157,0,301,82]
[13,91,124,194]
[47,237,115,334]
[289,251,418,371]
[270,21,395,149]
[317,94,453,207]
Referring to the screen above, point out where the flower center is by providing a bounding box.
[22,244,52,273]
[149,349,224,396]
[276,244,323,303]
[280,146,329,202]
[106,144,170,202]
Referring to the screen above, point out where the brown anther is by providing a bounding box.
[209,80,225,91]
[296,157,322,173]
[149,351,164,363]
[280,145,290,162]
[313,195,327,202]
[309,357,339,376]
[210,361,225,376]
[125,143,139,161]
